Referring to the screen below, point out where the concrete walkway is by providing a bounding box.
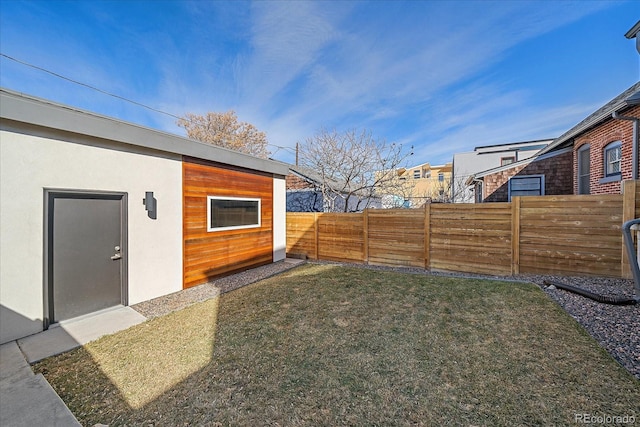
[0,306,146,426]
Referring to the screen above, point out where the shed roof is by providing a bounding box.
[0,88,290,176]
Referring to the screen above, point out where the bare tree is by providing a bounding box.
[377,171,416,208]
[298,128,411,212]
[177,111,270,158]
[449,173,476,203]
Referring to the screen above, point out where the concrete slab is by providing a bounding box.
[18,305,146,363]
[0,373,81,427]
[0,341,33,383]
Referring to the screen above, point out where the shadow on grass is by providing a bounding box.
[34,264,640,426]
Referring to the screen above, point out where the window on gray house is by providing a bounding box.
[604,141,622,177]
[501,156,515,166]
[577,144,590,194]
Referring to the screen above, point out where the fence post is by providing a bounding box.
[363,209,369,264]
[621,180,638,278]
[313,212,319,260]
[424,203,431,269]
[511,197,521,275]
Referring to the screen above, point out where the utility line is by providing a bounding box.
[0,52,296,156]
[1,52,183,120]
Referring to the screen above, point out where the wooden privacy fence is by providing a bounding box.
[286,180,640,278]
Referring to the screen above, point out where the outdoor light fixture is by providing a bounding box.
[143,191,157,219]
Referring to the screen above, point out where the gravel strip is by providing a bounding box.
[131,259,305,319]
[132,259,639,380]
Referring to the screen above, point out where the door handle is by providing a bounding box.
[111,245,121,260]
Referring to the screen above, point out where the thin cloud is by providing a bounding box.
[0,0,632,168]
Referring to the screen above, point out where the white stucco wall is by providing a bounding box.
[0,130,183,343]
[273,176,286,262]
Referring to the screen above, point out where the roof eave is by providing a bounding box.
[537,83,640,157]
[625,20,640,39]
[0,88,290,176]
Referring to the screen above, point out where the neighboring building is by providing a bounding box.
[451,139,553,202]
[625,19,640,54]
[286,166,325,212]
[468,82,640,202]
[286,165,381,212]
[467,148,573,202]
[0,88,289,344]
[382,162,453,208]
[537,81,640,196]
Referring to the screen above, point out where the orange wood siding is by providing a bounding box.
[183,158,273,288]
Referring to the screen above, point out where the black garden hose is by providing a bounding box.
[543,280,638,306]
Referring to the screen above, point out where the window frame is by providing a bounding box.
[508,174,545,201]
[438,172,444,182]
[413,169,421,179]
[577,144,590,194]
[603,141,622,178]
[207,196,261,232]
[501,156,516,166]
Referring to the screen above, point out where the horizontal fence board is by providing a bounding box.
[518,221,621,232]
[285,186,637,277]
[520,235,622,249]
[519,249,621,264]
[431,260,512,276]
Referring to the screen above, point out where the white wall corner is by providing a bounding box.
[273,177,286,261]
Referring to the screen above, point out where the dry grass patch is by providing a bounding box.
[34,264,639,426]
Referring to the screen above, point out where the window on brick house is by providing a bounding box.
[604,141,622,177]
[577,144,590,194]
[508,175,545,201]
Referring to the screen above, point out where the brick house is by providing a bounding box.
[469,82,640,202]
[452,139,553,202]
[286,165,381,212]
[286,166,325,212]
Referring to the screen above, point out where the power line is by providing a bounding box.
[1,52,183,120]
[1,52,298,157]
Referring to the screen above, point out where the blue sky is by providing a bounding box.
[1,0,638,165]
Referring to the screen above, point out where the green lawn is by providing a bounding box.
[34,264,639,426]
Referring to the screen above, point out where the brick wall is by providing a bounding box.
[573,105,639,195]
[483,150,573,202]
[286,173,316,190]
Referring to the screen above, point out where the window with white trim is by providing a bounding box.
[501,156,515,166]
[508,175,545,201]
[413,169,421,179]
[207,196,261,232]
[604,141,622,177]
